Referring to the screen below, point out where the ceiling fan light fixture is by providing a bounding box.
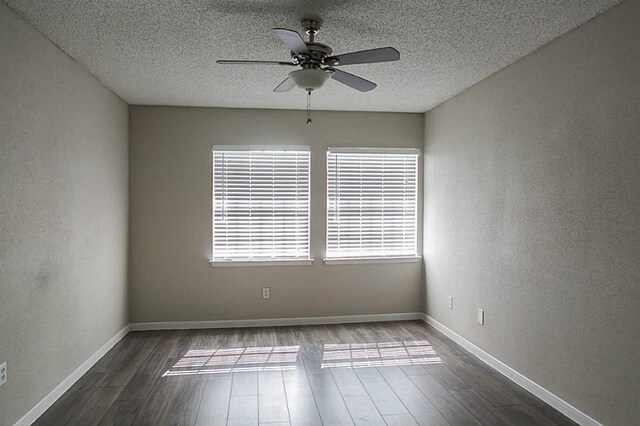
[289,69,331,91]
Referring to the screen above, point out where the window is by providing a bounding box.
[326,148,419,261]
[211,147,311,265]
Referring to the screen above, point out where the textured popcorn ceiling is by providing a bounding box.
[5,0,620,112]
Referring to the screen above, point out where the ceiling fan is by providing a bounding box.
[216,18,400,95]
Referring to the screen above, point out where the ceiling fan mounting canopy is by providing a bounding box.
[216,17,400,93]
[301,18,322,36]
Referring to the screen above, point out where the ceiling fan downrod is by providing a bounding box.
[306,90,312,124]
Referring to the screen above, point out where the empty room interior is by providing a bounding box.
[1,0,639,425]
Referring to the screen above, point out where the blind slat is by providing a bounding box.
[213,150,311,261]
[326,150,418,259]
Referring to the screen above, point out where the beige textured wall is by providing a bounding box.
[0,4,129,425]
[129,107,423,323]
[423,1,640,424]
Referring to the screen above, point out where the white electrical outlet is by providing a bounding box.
[0,362,6,386]
[448,296,453,309]
[262,287,270,299]
[477,309,485,325]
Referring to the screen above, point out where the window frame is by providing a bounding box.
[209,145,313,267]
[324,147,421,264]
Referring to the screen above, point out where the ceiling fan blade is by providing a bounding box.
[273,28,310,55]
[216,60,296,66]
[328,47,399,66]
[328,68,377,92]
[273,76,296,93]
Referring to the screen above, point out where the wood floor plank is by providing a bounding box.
[449,388,512,426]
[307,373,355,425]
[383,413,419,426]
[399,364,430,376]
[353,367,408,416]
[282,368,323,426]
[116,343,176,401]
[98,399,142,426]
[408,372,481,425]
[305,325,335,375]
[215,327,241,359]
[99,333,160,387]
[33,372,105,425]
[180,328,224,351]
[258,370,290,424]
[131,375,206,425]
[377,367,449,426]
[258,326,277,347]
[420,324,469,356]
[497,404,556,425]
[350,323,382,346]
[301,342,329,375]
[421,363,468,390]
[431,350,521,407]
[162,376,208,425]
[514,394,578,425]
[161,329,185,344]
[91,333,141,374]
[371,322,401,343]
[71,386,123,426]
[231,371,258,396]
[331,367,368,397]
[227,395,259,425]
[343,395,386,425]
[456,355,576,425]
[195,378,232,426]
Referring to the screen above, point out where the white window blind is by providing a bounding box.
[212,148,310,262]
[326,148,419,259]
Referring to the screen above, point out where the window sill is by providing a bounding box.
[323,256,422,265]
[209,259,314,267]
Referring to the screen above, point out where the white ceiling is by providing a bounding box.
[6,0,620,112]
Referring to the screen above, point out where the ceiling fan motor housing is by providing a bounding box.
[299,43,333,67]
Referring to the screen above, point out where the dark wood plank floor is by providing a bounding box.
[35,321,577,425]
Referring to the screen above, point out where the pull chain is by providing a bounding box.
[306,90,312,124]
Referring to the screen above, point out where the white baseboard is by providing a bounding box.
[422,314,603,426]
[130,312,423,331]
[13,325,130,426]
